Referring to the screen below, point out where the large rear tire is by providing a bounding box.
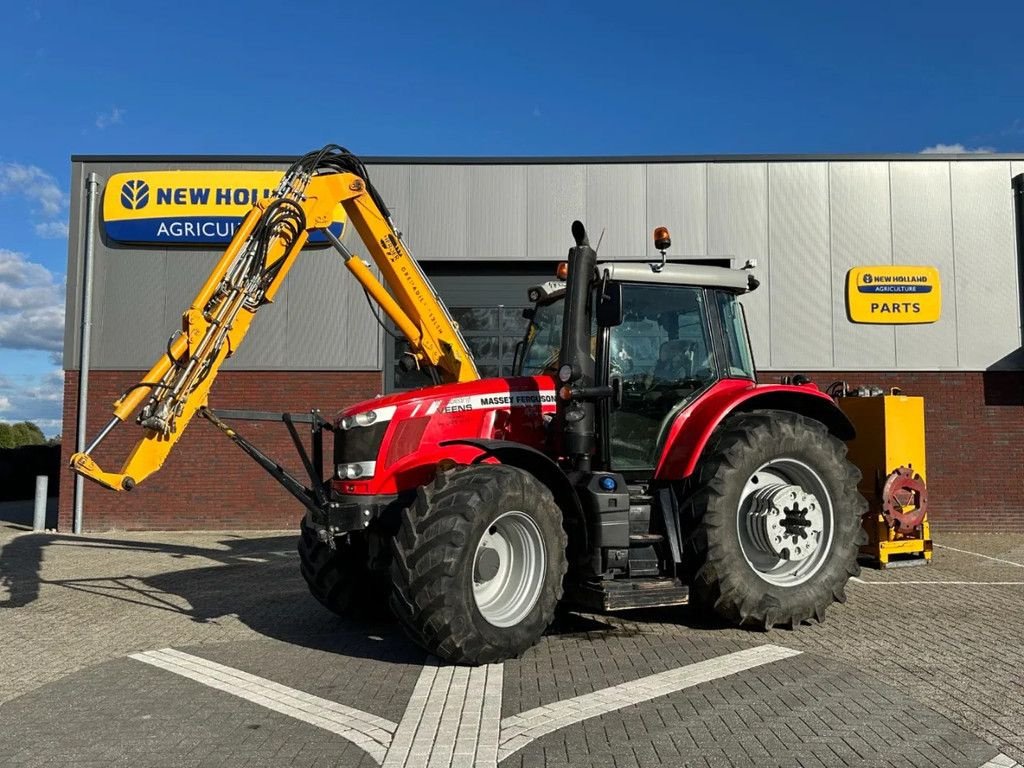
[390,464,568,664]
[682,410,866,629]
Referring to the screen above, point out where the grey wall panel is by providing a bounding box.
[67,156,1024,374]
[91,248,169,369]
[407,166,470,261]
[63,162,85,369]
[365,164,412,240]
[468,166,528,261]
[890,162,958,368]
[586,165,646,258]
[708,164,770,366]
[223,277,290,370]
[768,163,833,369]
[645,163,707,258]
[283,251,379,370]
[951,161,1020,368]
[526,165,586,261]
[829,162,896,370]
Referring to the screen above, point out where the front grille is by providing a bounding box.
[334,421,388,465]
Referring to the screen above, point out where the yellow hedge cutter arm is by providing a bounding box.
[71,145,478,491]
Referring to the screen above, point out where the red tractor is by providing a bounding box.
[73,147,865,665]
[304,224,864,664]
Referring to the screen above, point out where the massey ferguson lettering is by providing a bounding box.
[442,392,556,413]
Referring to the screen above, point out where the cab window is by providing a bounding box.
[607,285,716,469]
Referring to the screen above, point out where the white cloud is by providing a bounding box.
[0,370,64,436]
[34,221,68,239]
[0,249,65,352]
[920,143,995,154]
[95,107,125,130]
[0,163,67,216]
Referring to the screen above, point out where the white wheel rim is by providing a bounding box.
[472,510,546,628]
[736,458,835,587]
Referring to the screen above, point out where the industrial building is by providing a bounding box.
[60,153,1024,532]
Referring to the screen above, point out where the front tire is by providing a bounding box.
[390,464,568,664]
[683,410,866,629]
[298,515,388,617]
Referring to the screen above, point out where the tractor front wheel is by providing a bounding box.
[298,515,389,617]
[390,464,568,664]
[683,410,866,629]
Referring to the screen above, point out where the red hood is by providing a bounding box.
[336,375,557,424]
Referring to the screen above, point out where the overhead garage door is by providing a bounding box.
[387,263,556,391]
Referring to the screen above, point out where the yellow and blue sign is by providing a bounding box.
[846,266,941,324]
[103,171,346,245]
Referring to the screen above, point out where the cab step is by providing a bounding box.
[567,577,690,612]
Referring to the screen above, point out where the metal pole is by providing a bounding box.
[33,475,48,531]
[73,172,100,534]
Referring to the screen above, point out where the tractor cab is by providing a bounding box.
[516,229,760,474]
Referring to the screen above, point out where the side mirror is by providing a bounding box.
[596,281,623,327]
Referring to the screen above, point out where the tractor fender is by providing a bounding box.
[654,380,855,480]
[440,438,588,555]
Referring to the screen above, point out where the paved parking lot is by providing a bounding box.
[1,519,1022,767]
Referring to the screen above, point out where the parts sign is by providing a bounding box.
[102,170,347,246]
[846,266,941,324]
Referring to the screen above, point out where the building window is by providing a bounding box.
[391,304,528,390]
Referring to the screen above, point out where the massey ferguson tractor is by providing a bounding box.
[72,145,866,664]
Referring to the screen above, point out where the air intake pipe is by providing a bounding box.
[557,221,597,470]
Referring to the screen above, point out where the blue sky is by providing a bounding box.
[0,0,1022,435]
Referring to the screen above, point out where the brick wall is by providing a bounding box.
[60,369,1023,532]
[59,371,382,532]
[762,371,1024,533]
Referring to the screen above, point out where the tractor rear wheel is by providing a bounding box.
[390,464,568,664]
[682,409,866,629]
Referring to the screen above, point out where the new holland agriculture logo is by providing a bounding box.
[120,179,150,210]
[846,266,941,324]
[103,171,346,246]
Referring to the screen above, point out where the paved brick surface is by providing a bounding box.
[1,520,1022,766]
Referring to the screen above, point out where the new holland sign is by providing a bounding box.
[846,265,941,324]
[103,171,346,245]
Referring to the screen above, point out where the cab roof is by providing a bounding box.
[599,261,755,292]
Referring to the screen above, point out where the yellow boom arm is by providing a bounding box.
[71,147,478,491]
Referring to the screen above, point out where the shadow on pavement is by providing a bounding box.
[0,527,732,663]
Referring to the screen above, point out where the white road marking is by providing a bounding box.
[131,649,397,764]
[980,754,1024,768]
[132,643,800,766]
[382,659,502,768]
[934,544,1024,568]
[497,644,801,761]
[852,580,1024,586]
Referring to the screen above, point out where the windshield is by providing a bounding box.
[519,298,565,376]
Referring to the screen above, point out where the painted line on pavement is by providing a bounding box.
[131,648,396,764]
[934,544,1024,568]
[497,644,801,761]
[980,753,1024,768]
[132,643,801,767]
[851,577,1024,586]
[382,659,503,768]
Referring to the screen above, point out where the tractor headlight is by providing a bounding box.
[355,410,377,427]
[336,461,377,480]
